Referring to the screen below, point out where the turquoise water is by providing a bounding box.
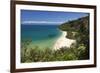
[21,24,62,49]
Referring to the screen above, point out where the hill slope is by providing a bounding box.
[58,16,89,59]
[58,16,89,32]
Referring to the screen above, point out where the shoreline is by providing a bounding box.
[53,31,76,50]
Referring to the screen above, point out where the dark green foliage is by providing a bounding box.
[21,43,77,63]
[21,41,88,63]
[21,40,86,62]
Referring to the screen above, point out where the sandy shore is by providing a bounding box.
[53,31,76,50]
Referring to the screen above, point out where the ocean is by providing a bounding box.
[21,24,62,50]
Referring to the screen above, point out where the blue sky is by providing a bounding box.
[21,10,88,25]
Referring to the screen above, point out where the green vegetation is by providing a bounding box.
[21,40,87,63]
[59,16,89,59]
[21,16,89,63]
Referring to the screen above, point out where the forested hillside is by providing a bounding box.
[59,16,89,59]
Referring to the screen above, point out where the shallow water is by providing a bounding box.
[21,24,62,49]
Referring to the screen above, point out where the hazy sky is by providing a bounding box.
[21,10,88,25]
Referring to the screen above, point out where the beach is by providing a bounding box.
[53,31,76,50]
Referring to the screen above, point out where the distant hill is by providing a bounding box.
[58,16,89,39]
[59,16,89,31]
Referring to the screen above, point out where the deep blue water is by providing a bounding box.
[21,24,62,42]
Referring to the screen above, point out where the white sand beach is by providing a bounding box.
[53,31,76,50]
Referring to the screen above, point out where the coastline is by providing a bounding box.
[53,31,76,50]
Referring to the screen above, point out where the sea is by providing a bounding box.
[21,24,62,50]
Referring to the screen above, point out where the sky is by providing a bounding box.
[21,10,88,25]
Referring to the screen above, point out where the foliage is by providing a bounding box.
[21,41,88,63]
